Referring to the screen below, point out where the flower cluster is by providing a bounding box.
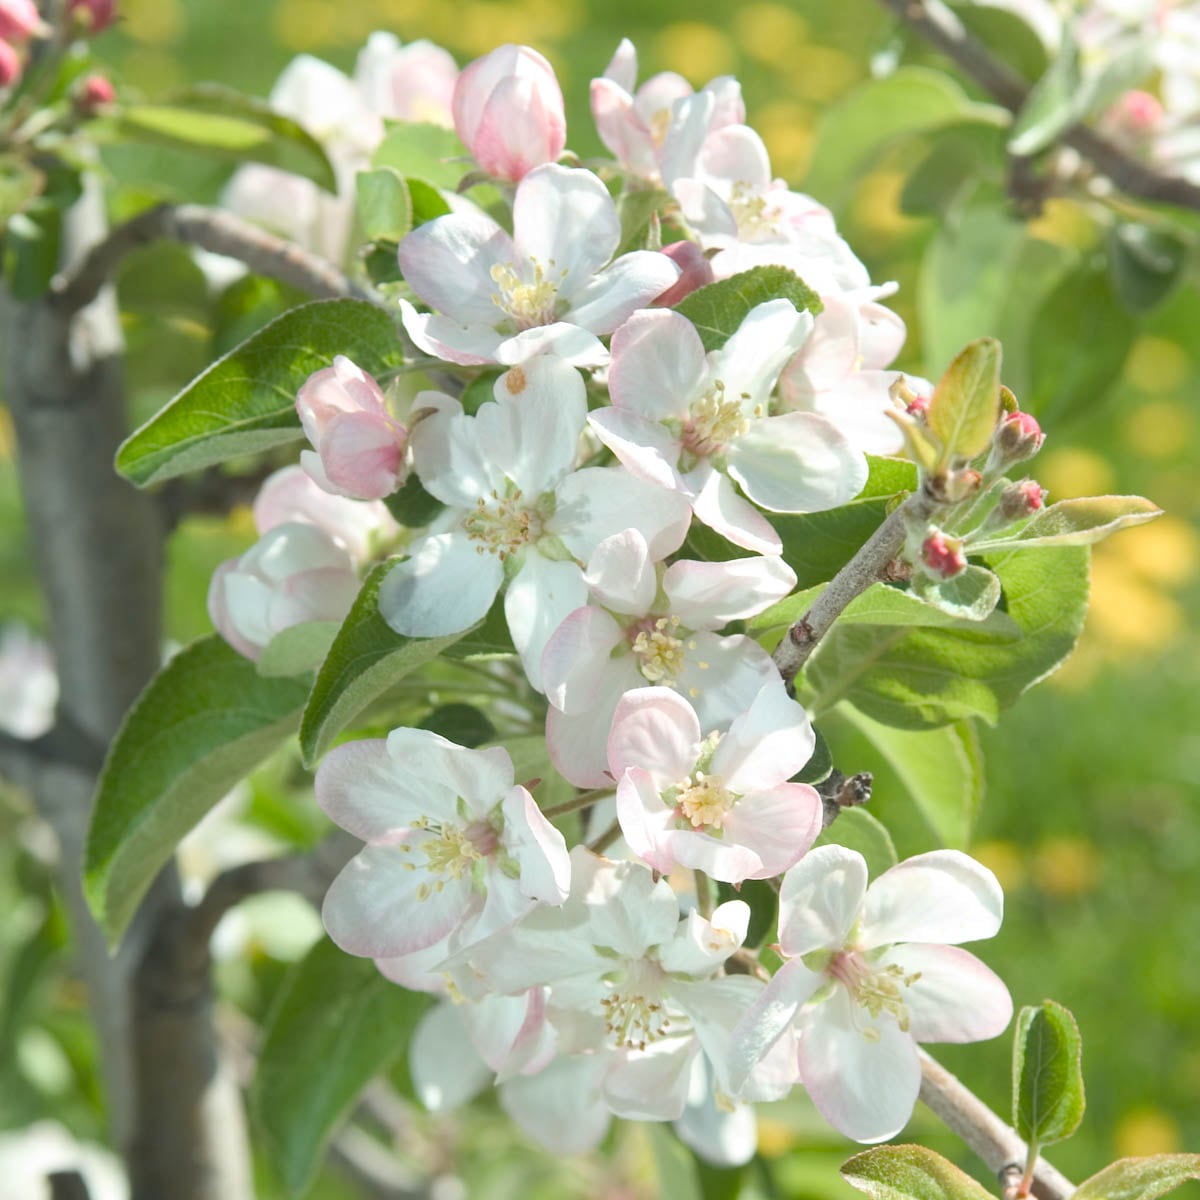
[206,35,1014,1160]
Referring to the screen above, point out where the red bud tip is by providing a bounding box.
[0,38,21,87]
[77,73,115,110]
[654,241,714,308]
[995,409,1044,463]
[921,530,967,579]
[999,480,1046,521]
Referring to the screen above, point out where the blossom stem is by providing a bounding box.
[541,789,610,818]
[694,870,713,919]
[587,819,622,854]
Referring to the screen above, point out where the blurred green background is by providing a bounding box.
[1,0,1197,1196]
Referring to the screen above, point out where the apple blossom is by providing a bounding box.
[295,355,407,500]
[452,44,566,182]
[76,74,116,112]
[0,0,39,42]
[354,31,457,127]
[542,529,792,787]
[590,302,867,553]
[729,845,1013,1142]
[318,729,570,960]
[608,683,823,883]
[654,241,714,307]
[377,357,692,688]
[0,39,20,87]
[397,162,679,367]
[67,0,115,33]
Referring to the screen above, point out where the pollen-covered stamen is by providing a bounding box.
[489,256,565,329]
[682,380,749,457]
[728,180,777,239]
[401,816,487,901]
[674,771,737,830]
[600,962,672,1050]
[648,106,671,148]
[827,949,922,1037]
[462,485,540,560]
[630,615,687,684]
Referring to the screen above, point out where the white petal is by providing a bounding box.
[710,681,814,792]
[583,857,679,958]
[384,729,513,813]
[494,322,610,367]
[615,768,678,874]
[541,605,628,714]
[584,529,658,613]
[880,944,1013,1043]
[712,299,813,404]
[675,1070,758,1168]
[567,251,681,334]
[546,682,636,789]
[688,464,781,554]
[506,554,587,692]
[588,407,684,491]
[500,1056,611,1153]
[727,958,820,1092]
[720,783,822,879]
[777,845,867,957]
[608,308,707,420]
[503,785,572,904]
[400,303,507,366]
[862,850,1004,948]
[411,399,496,508]
[664,555,796,629]
[697,124,771,194]
[726,413,868,513]
[410,1003,492,1111]
[659,905,750,977]
[799,989,921,1142]
[378,532,504,638]
[604,1039,697,1120]
[608,686,702,784]
[678,632,780,733]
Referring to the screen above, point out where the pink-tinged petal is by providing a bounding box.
[317,738,454,839]
[778,293,860,400]
[375,932,456,994]
[462,990,546,1074]
[663,828,764,885]
[679,632,780,734]
[880,944,1013,1044]
[323,843,474,958]
[696,124,772,194]
[799,988,921,1143]
[608,307,707,420]
[859,301,907,368]
[546,671,640,789]
[587,407,684,491]
[541,605,628,714]
[721,783,822,879]
[399,303,507,366]
[688,465,782,554]
[664,555,796,630]
[567,251,681,334]
[727,957,821,1092]
[800,369,911,456]
[552,466,692,562]
[397,209,514,323]
[608,685,702,783]
[615,768,677,875]
[312,410,405,500]
[655,241,715,307]
[862,850,1004,949]
[378,531,504,638]
[660,89,717,187]
[777,845,867,957]
[476,357,586,496]
[472,73,565,180]
[726,412,868,513]
[672,178,739,246]
[513,164,618,294]
[495,322,611,367]
[207,560,262,661]
[505,554,587,692]
[604,1039,697,1121]
[503,784,571,904]
[602,37,638,91]
[410,1003,492,1111]
[584,529,657,613]
[500,1056,611,1154]
[382,729,513,812]
[591,77,658,176]
[711,681,815,792]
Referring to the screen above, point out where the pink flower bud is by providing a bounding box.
[653,241,712,307]
[0,0,39,42]
[994,410,1044,464]
[0,38,20,87]
[76,73,115,111]
[68,0,116,33]
[890,374,930,419]
[452,44,566,182]
[296,356,407,501]
[998,479,1046,521]
[921,530,967,579]
[207,523,360,661]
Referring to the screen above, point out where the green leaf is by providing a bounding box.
[419,703,496,748]
[910,566,1002,622]
[102,85,337,191]
[899,118,1008,217]
[617,185,666,254]
[1027,263,1135,426]
[256,621,340,678]
[841,1144,995,1200]
[647,1124,703,1200]
[372,121,469,189]
[805,68,971,202]
[928,337,1002,463]
[3,208,61,301]
[84,636,311,943]
[1013,999,1086,1146]
[970,495,1161,553]
[1009,32,1084,156]
[1110,224,1190,313]
[673,266,822,352]
[299,560,481,764]
[355,167,412,244]
[804,544,1089,729]
[0,157,43,224]
[116,299,404,487]
[837,709,983,848]
[253,938,431,1196]
[408,177,452,224]
[796,725,834,784]
[1074,1155,1200,1200]
[947,2,1051,80]
[814,806,899,878]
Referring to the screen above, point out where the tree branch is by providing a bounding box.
[919,1052,1075,1200]
[50,202,367,314]
[878,0,1200,213]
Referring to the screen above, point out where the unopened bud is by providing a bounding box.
[998,479,1046,521]
[0,0,40,42]
[890,374,929,419]
[76,73,115,112]
[921,530,967,579]
[68,0,116,34]
[654,241,713,307]
[0,38,19,87]
[994,410,1044,464]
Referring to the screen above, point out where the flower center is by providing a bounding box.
[490,257,564,330]
[462,486,540,560]
[728,180,778,239]
[681,381,749,457]
[674,771,736,831]
[630,615,687,684]
[648,106,672,148]
[600,961,672,1050]
[398,814,499,901]
[827,950,922,1038]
